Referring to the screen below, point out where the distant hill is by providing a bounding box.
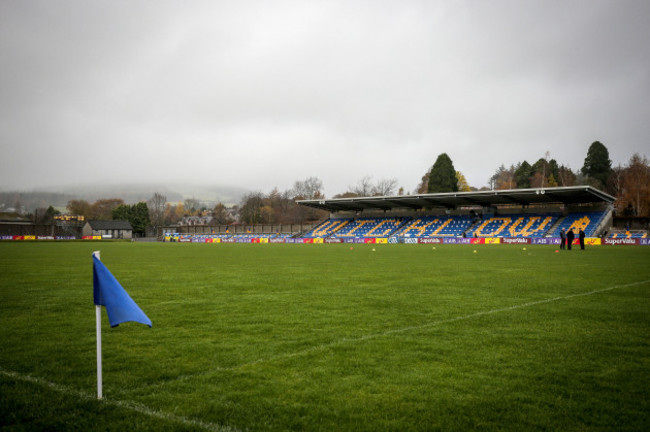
[0,183,248,213]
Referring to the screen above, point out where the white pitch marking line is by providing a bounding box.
[120,279,650,393]
[0,368,238,432]
[231,279,650,368]
[4,281,647,426]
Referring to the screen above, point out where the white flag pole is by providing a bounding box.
[93,250,103,400]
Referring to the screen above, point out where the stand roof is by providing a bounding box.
[297,186,615,213]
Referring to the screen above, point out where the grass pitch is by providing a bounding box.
[1,242,649,431]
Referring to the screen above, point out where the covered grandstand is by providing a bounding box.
[297,186,615,213]
[157,186,644,244]
[5,186,648,244]
[296,186,623,243]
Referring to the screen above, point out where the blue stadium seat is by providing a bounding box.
[468,214,559,238]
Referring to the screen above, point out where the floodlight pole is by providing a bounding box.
[94,250,103,400]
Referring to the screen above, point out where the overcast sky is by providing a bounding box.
[1,0,649,198]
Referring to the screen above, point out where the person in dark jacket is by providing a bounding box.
[566,228,575,250]
[579,228,585,250]
[560,228,566,249]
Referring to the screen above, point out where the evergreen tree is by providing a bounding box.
[514,161,532,188]
[531,158,550,187]
[44,206,60,223]
[428,153,458,193]
[111,204,131,221]
[581,141,612,188]
[112,202,150,236]
[548,159,560,183]
[131,202,151,235]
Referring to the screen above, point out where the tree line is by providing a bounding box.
[216,140,648,223]
[40,140,649,229]
[417,141,649,217]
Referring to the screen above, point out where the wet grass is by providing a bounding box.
[1,242,649,431]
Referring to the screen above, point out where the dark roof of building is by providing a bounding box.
[297,186,615,213]
[86,220,133,230]
[0,213,30,223]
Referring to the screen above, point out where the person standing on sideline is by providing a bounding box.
[579,228,586,250]
[566,228,575,250]
[560,228,566,250]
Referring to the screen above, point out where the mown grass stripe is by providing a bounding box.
[231,278,650,366]
[3,243,649,430]
[143,278,650,390]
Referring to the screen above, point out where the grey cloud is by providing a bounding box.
[1,0,648,196]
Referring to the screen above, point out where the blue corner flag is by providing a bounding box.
[93,255,152,328]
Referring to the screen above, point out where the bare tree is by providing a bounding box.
[148,192,167,230]
[90,198,124,220]
[622,153,650,216]
[606,164,624,198]
[542,150,550,186]
[292,177,324,200]
[183,197,200,215]
[373,178,398,196]
[350,175,374,197]
[211,202,234,225]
